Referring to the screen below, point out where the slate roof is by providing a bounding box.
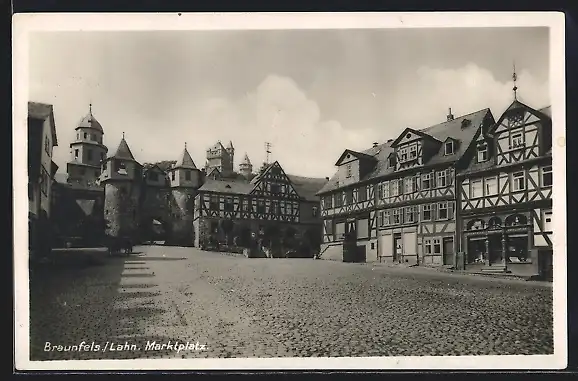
[287,175,328,202]
[174,147,197,169]
[28,101,58,146]
[317,108,492,195]
[77,111,104,133]
[110,138,137,162]
[241,153,252,165]
[198,179,254,194]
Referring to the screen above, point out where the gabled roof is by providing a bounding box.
[241,153,252,166]
[28,101,58,146]
[317,108,492,195]
[173,146,197,170]
[110,138,137,161]
[390,127,440,147]
[334,149,377,166]
[208,141,226,152]
[489,100,552,135]
[206,167,221,178]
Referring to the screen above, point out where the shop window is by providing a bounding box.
[506,236,531,263]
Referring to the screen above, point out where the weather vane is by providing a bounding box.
[512,61,518,100]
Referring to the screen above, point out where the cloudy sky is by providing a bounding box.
[29,27,550,178]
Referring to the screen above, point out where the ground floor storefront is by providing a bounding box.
[460,210,552,278]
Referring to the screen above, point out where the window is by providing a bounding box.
[287,202,293,215]
[438,202,448,220]
[379,210,391,226]
[512,171,525,191]
[485,177,498,195]
[185,170,191,181]
[542,166,553,187]
[422,173,432,189]
[324,195,333,209]
[397,179,404,195]
[380,182,390,199]
[511,130,524,149]
[345,190,354,205]
[391,180,399,197]
[424,239,432,254]
[224,198,234,212]
[210,195,219,210]
[257,200,266,214]
[271,201,281,215]
[242,199,250,212]
[171,171,176,181]
[436,170,447,188]
[444,141,454,155]
[312,206,318,217]
[87,149,93,160]
[334,193,343,207]
[470,179,483,198]
[77,133,79,140]
[400,147,408,162]
[393,209,402,224]
[543,210,553,232]
[358,187,367,202]
[346,164,352,178]
[405,206,417,223]
[422,204,432,221]
[412,176,420,192]
[477,144,488,162]
[84,132,88,139]
[409,145,418,159]
[433,238,441,254]
[75,149,79,159]
[404,177,413,194]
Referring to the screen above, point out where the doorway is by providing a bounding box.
[488,234,503,264]
[393,233,402,263]
[442,237,454,265]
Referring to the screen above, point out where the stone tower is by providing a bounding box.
[167,143,201,246]
[239,152,253,178]
[101,135,143,239]
[67,104,108,186]
[204,140,234,175]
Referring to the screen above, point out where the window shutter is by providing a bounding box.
[449,201,455,219]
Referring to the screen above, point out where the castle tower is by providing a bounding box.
[239,152,253,178]
[167,143,201,246]
[100,134,143,239]
[67,104,108,186]
[204,140,234,175]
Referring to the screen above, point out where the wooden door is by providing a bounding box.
[443,237,454,265]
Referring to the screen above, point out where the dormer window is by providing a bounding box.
[477,143,488,163]
[444,141,454,155]
[346,164,352,178]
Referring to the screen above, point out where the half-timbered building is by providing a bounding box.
[193,161,327,255]
[317,107,496,266]
[457,100,552,278]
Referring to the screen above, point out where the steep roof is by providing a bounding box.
[28,101,58,146]
[198,179,254,194]
[227,140,234,149]
[174,146,197,169]
[241,153,252,166]
[317,108,491,195]
[287,175,328,201]
[111,137,137,161]
[208,141,226,152]
[539,106,552,118]
[76,109,104,133]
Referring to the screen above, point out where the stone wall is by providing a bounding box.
[169,188,196,246]
[104,181,141,238]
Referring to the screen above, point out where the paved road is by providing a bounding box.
[29,245,553,360]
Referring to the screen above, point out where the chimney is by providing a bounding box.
[447,107,455,121]
[373,142,378,147]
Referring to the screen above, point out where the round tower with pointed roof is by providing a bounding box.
[100,134,143,239]
[67,104,108,186]
[239,152,253,178]
[166,143,201,246]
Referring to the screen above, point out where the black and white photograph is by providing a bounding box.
[13,12,566,370]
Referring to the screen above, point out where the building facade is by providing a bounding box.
[457,100,552,278]
[318,107,496,266]
[193,161,326,256]
[28,102,59,256]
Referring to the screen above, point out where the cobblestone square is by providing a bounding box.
[29,245,553,360]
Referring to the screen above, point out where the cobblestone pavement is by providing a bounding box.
[29,245,553,360]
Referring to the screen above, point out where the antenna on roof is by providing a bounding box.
[265,142,272,164]
[512,60,518,101]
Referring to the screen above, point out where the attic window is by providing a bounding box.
[346,154,351,159]
[461,119,471,129]
[406,133,411,139]
[444,141,454,155]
